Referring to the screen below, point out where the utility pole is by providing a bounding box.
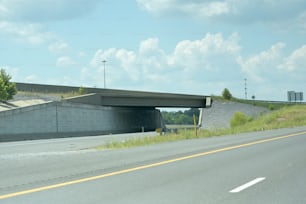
[244,78,247,99]
[102,60,106,88]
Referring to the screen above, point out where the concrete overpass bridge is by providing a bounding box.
[0,83,212,142]
[65,89,212,108]
[16,82,212,108]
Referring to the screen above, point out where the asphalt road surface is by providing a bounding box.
[1,127,306,204]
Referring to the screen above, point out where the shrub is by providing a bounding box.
[230,112,248,128]
[268,104,274,110]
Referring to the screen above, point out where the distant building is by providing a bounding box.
[288,91,303,102]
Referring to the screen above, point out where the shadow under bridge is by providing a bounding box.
[64,89,213,133]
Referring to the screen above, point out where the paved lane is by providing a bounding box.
[1,127,306,203]
[0,132,157,154]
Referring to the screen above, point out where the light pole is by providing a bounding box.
[102,60,106,88]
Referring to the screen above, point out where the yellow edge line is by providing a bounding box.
[1,131,305,200]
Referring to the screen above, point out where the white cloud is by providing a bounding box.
[198,1,229,17]
[237,43,286,82]
[56,56,76,67]
[48,41,69,53]
[139,38,160,54]
[171,33,240,68]
[0,21,55,44]
[0,0,89,50]
[137,0,230,17]
[137,0,306,26]
[279,45,306,72]
[0,0,100,22]
[0,21,71,64]
[237,43,306,99]
[91,40,163,84]
[87,33,306,99]
[4,30,304,100]
[89,33,242,93]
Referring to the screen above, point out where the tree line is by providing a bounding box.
[161,108,200,125]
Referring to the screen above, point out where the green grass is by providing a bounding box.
[232,98,289,110]
[238,105,306,131]
[212,95,293,110]
[17,91,82,99]
[95,104,306,150]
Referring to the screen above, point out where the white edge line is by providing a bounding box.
[230,177,266,193]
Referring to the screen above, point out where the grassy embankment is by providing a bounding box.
[16,91,82,100]
[17,92,306,149]
[97,103,306,149]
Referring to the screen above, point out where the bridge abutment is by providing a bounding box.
[0,102,162,142]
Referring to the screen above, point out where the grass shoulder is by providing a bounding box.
[95,104,306,150]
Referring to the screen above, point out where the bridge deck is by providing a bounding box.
[65,91,212,108]
[16,83,212,108]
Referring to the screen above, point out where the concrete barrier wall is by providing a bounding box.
[15,83,81,93]
[15,82,103,94]
[0,102,162,142]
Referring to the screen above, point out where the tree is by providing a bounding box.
[161,108,200,125]
[0,69,17,101]
[222,88,232,100]
[184,108,200,118]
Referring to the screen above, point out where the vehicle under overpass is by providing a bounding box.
[0,83,212,142]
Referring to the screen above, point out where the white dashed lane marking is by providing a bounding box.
[230,177,266,193]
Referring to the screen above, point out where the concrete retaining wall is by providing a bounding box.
[201,101,269,129]
[0,102,162,142]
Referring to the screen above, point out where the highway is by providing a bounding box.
[1,127,306,203]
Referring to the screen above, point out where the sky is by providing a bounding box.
[0,0,306,101]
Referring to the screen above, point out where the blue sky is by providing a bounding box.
[1,0,306,101]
